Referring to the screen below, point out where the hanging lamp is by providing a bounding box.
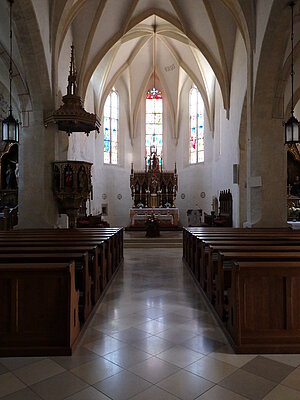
[2,0,19,143]
[44,45,100,136]
[284,1,300,144]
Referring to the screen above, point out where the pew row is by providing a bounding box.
[228,261,300,353]
[182,227,300,353]
[0,228,123,356]
[0,262,80,356]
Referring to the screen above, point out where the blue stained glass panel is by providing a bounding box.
[111,118,118,132]
[104,140,110,152]
[112,131,117,142]
[145,90,163,157]
[189,84,204,163]
[103,88,119,164]
[104,117,110,129]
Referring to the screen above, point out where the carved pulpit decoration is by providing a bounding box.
[53,161,92,228]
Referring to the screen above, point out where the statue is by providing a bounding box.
[5,163,17,189]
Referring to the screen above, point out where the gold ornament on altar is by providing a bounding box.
[130,146,177,209]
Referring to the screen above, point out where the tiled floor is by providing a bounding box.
[1,248,300,399]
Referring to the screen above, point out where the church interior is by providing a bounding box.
[1,0,300,399]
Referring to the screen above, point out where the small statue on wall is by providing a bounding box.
[64,166,73,188]
[5,163,17,189]
[78,167,88,191]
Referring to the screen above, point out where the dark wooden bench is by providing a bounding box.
[183,227,295,268]
[182,227,300,353]
[204,241,300,300]
[0,261,80,356]
[0,236,113,282]
[0,228,124,356]
[0,229,123,275]
[0,245,101,303]
[191,233,300,279]
[227,260,300,353]
[216,251,300,321]
[0,251,92,323]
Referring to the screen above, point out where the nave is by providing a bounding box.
[1,248,300,400]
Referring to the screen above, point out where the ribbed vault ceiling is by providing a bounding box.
[55,0,242,124]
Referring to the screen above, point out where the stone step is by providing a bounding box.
[124,242,182,248]
[124,238,182,248]
[125,238,182,242]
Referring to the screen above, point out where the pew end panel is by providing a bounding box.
[228,261,300,353]
[0,262,80,356]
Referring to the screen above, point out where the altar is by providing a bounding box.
[129,146,178,228]
[130,207,179,228]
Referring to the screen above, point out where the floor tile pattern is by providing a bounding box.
[1,247,300,399]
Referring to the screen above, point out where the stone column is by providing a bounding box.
[246,117,287,227]
[17,110,58,228]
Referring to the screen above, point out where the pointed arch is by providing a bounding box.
[133,66,175,141]
[79,9,229,113]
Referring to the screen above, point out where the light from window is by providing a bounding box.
[189,85,204,164]
[104,88,118,164]
[145,87,163,161]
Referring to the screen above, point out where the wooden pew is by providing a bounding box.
[0,228,124,298]
[227,260,300,353]
[0,252,92,323]
[182,227,293,265]
[0,261,80,356]
[0,237,112,285]
[0,245,101,304]
[0,228,124,356]
[0,231,120,277]
[192,232,300,272]
[12,227,124,266]
[183,228,294,269]
[216,251,300,321]
[203,241,300,300]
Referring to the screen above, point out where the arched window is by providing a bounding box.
[145,87,163,160]
[189,84,204,163]
[103,88,119,164]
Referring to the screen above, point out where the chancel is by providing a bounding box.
[130,146,178,228]
[1,1,300,399]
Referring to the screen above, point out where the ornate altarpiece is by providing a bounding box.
[130,152,178,209]
[130,151,178,227]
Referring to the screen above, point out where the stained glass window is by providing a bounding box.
[146,87,163,162]
[104,88,118,164]
[189,84,204,164]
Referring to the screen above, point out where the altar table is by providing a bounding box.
[130,208,179,228]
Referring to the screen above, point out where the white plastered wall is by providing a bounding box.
[62,32,247,229]
[175,31,246,227]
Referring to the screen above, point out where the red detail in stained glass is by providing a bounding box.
[147,88,162,99]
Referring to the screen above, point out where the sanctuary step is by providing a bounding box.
[124,231,182,248]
